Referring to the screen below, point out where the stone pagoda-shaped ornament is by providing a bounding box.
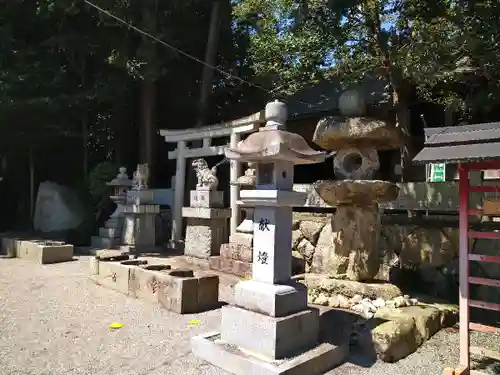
[192,101,347,375]
[91,167,133,249]
[311,88,402,281]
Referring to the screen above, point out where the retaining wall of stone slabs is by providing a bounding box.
[90,258,220,314]
[1,236,74,264]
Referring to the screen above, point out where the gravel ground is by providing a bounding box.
[0,256,499,375]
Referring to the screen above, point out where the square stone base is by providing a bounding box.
[209,256,252,278]
[192,331,347,375]
[221,306,319,359]
[233,280,307,317]
[185,218,228,259]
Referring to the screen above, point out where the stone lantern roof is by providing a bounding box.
[225,101,326,165]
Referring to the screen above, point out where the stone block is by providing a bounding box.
[190,190,224,208]
[229,233,253,249]
[156,273,199,314]
[197,275,220,311]
[233,280,307,317]
[185,218,228,259]
[129,264,172,303]
[90,259,220,314]
[91,236,120,249]
[220,242,252,262]
[192,331,347,375]
[99,227,120,239]
[16,240,73,264]
[127,189,155,204]
[123,204,160,214]
[221,305,319,360]
[209,256,252,277]
[1,236,24,258]
[92,259,131,294]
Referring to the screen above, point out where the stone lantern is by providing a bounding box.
[91,167,133,249]
[192,101,347,375]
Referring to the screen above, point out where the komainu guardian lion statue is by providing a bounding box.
[192,158,219,191]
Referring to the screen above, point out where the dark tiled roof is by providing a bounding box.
[286,76,388,119]
[413,122,500,164]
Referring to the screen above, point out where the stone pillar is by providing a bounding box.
[172,140,186,243]
[229,132,241,237]
[330,204,381,281]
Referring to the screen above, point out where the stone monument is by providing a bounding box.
[91,167,133,249]
[183,159,231,259]
[311,88,402,281]
[210,162,256,277]
[192,101,347,375]
[121,164,160,254]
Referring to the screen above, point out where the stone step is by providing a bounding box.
[90,236,120,250]
[99,227,121,239]
[104,220,122,230]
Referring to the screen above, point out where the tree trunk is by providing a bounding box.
[363,0,412,182]
[138,0,159,187]
[196,1,221,128]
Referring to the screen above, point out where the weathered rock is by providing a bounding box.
[375,306,441,345]
[311,222,333,272]
[313,116,405,151]
[313,180,399,206]
[371,318,418,362]
[328,295,341,308]
[303,274,402,300]
[337,294,350,309]
[333,148,380,180]
[299,220,325,244]
[311,204,382,281]
[296,238,316,264]
[313,294,329,306]
[291,230,304,249]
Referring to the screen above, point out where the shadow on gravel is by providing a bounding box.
[319,307,379,368]
[475,357,500,374]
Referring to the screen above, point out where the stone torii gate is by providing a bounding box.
[159,111,265,244]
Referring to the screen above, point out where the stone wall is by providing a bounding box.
[292,212,500,306]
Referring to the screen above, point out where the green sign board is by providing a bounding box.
[429,163,446,182]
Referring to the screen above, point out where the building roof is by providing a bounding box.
[287,76,388,120]
[413,122,500,164]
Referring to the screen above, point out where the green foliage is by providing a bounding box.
[234,0,500,122]
[88,161,120,199]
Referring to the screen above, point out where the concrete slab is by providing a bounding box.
[192,331,348,375]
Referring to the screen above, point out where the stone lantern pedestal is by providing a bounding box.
[192,101,347,375]
[121,164,160,254]
[211,163,256,277]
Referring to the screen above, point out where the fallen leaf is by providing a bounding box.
[188,319,201,326]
